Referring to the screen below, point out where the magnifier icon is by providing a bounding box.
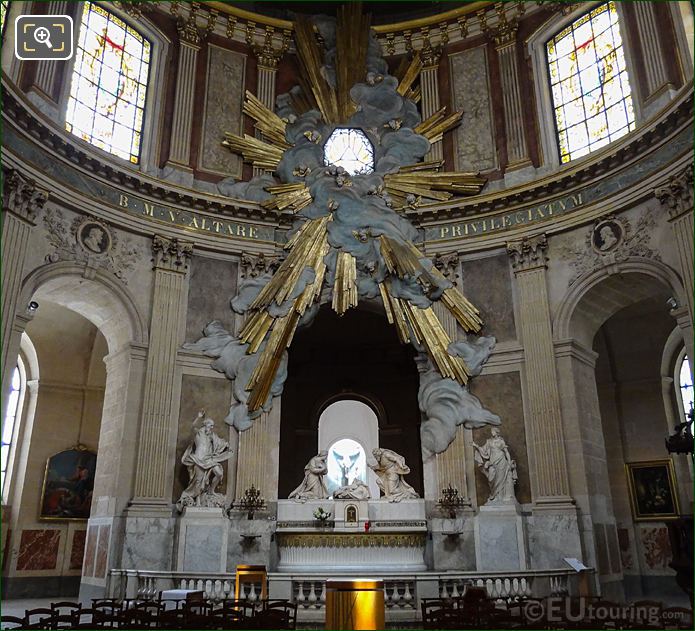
[34,26,53,49]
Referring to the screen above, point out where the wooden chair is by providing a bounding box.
[255,601,297,630]
[0,616,25,630]
[421,600,458,630]
[24,609,55,630]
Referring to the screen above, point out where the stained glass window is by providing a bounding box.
[678,354,693,421]
[1,1,9,35]
[546,2,635,164]
[326,438,367,496]
[323,128,374,175]
[65,2,150,164]
[1,365,23,495]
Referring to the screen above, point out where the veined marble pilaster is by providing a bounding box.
[431,253,472,506]
[1,170,48,392]
[655,167,694,327]
[168,11,203,168]
[132,236,193,503]
[507,234,572,506]
[632,2,672,99]
[420,46,443,162]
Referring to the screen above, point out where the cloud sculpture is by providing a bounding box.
[188,14,500,448]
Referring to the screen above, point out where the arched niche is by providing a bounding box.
[318,400,379,498]
[278,306,422,499]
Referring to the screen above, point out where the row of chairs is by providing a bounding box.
[0,598,297,630]
[421,596,693,630]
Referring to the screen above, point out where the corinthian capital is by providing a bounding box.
[152,235,193,273]
[655,167,694,220]
[2,169,49,224]
[177,3,202,47]
[507,233,548,272]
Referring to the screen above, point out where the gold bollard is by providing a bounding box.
[325,579,385,630]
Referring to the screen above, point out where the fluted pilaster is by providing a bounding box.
[633,2,672,99]
[1,170,48,389]
[33,1,69,99]
[655,167,694,325]
[132,236,193,503]
[168,13,202,167]
[420,46,443,162]
[507,234,572,505]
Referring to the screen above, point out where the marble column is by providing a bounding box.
[506,235,572,506]
[167,14,202,169]
[655,167,694,335]
[419,46,443,162]
[132,235,193,505]
[1,170,48,403]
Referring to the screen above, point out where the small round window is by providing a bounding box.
[323,128,374,175]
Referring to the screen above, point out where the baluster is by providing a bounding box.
[503,578,511,599]
[319,581,326,607]
[403,582,413,608]
[384,583,394,609]
[526,577,534,598]
[440,581,449,599]
[451,581,460,599]
[296,581,306,607]
[308,582,317,607]
[511,577,519,598]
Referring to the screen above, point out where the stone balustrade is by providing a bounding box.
[108,567,582,622]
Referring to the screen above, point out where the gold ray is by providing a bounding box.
[414,108,463,143]
[246,309,301,411]
[332,251,359,315]
[384,170,487,204]
[222,133,284,170]
[294,16,339,123]
[396,53,422,96]
[261,183,313,213]
[250,216,331,311]
[336,2,370,121]
[243,90,291,149]
[439,287,483,333]
[405,85,421,104]
[401,301,471,384]
[379,281,411,344]
[240,311,275,353]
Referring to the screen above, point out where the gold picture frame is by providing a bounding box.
[625,459,680,521]
[39,444,96,521]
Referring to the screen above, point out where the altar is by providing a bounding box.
[275,499,427,572]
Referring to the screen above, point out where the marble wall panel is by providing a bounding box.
[69,529,86,570]
[449,46,497,172]
[199,45,245,177]
[470,372,530,504]
[461,254,516,342]
[94,525,110,578]
[174,375,233,502]
[617,527,635,572]
[595,523,610,576]
[186,258,238,342]
[182,524,223,572]
[637,524,673,574]
[16,529,60,571]
[83,525,98,577]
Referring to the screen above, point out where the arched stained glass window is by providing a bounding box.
[323,128,374,175]
[65,1,150,164]
[678,354,693,420]
[1,364,23,495]
[546,2,635,163]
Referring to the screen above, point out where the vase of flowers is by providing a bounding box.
[313,507,332,525]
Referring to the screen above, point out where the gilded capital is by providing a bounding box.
[240,252,280,279]
[480,5,519,48]
[152,235,193,273]
[655,167,694,221]
[2,169,49,224]
[432,252,460,285]
[507,233,548,272]
[250,27,289,70]
[176,5,202,48]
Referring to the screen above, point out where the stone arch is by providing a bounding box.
[18,261,148,352]
[554,258,685,346]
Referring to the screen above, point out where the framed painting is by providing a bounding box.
[39,446,97,521]
[625,459,680,521]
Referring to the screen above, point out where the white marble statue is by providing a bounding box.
[369,448,419,502]
[176,410,234,512]
[473,428,518,504]
[289,451,329,502]
[333,478,371,500]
